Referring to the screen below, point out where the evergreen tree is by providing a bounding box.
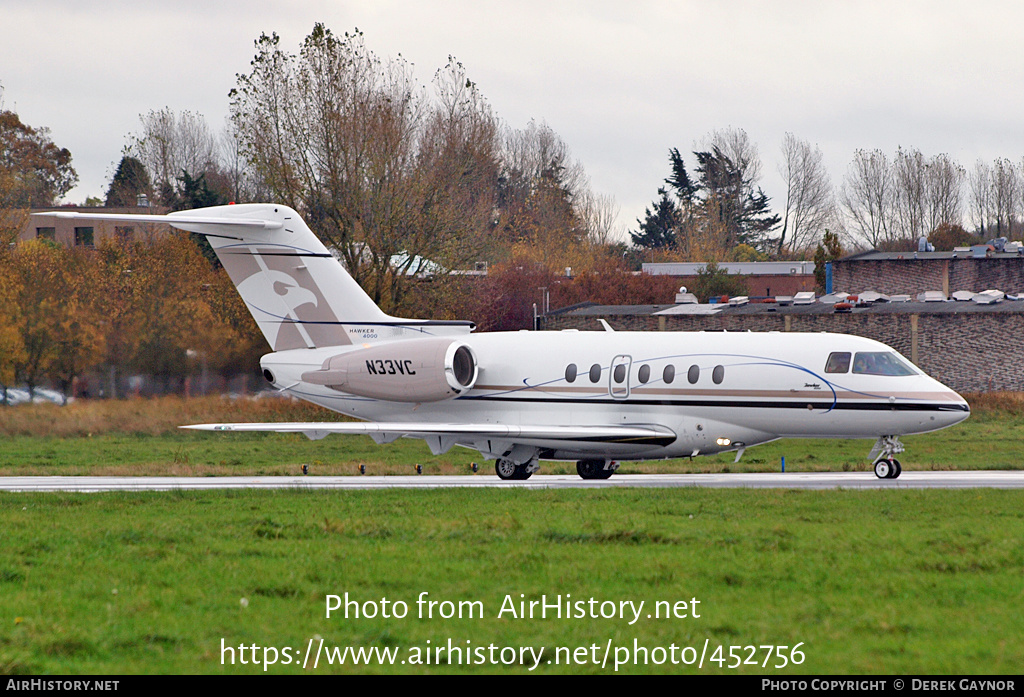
[694,146,780,252]
[665,148,696,203]
[171,170,227,268]
[813,229,843,292]
[166,170,226,212]
[104,155,152,207]
[630,187,680,249]
[632,143,780,256]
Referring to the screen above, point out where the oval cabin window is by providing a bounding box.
[688,365,699,384]
[589,364,602,383]
[663,365,675,384]
[713,365,725,384]
[565,364,577,383]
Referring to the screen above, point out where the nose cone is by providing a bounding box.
[936,390,971,429]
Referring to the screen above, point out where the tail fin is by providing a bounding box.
[46,203,473,350]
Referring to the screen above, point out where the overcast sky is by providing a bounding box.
[4,0,1024,239]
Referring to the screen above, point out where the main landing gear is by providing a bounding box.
[494,456,620,481]
[576,459,617,480]
[869,435,904,479]
[494,458,538,480]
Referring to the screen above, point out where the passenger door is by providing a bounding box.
[609,355,632,399]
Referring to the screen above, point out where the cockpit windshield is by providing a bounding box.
[851,352,917,376]
[825,350,917,376]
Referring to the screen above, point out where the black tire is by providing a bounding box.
[495,459,518,480]
[577,459,610,480]
[873,458,892,479]
[889,459,902,479]
[495,459,532,480]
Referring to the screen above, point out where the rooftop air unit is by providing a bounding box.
[819,292,850,304]
[858,291,890,303]
[973,289,1004,305]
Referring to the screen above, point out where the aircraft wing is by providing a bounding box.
[182,421,677,453]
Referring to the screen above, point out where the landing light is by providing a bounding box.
[716,438,732,447]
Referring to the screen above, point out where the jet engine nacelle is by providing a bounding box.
[300,338,478,402]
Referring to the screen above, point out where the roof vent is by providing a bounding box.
[793,291,816,305]
[917,290,948,302]
[819,292,850,305]
[951,290,975,302]
[973,289,1004,305]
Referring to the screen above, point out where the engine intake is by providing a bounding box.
[300,338,478,402]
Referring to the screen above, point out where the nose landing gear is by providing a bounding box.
[869,436,905,479]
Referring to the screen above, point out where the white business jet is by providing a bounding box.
[47,204,970,479]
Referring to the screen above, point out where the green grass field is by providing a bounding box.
[0,392,1021,476]
[1,488,1022,674]
[0,395,1023,675]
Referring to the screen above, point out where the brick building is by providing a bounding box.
[831,250,1024,296]
[643,261,817,297]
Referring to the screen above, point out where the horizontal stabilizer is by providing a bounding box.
[48,210,283,231]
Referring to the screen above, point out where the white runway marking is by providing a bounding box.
[2,472,1024,492]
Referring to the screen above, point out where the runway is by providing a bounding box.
[3,471,1024,492]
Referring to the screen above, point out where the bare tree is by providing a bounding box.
[497,120,589,248]
[892,147,927,242]
[840,149,893,248]
[991,158,1020,237]
[701,127,762,187]
[578,191,621,246]
[231,26,512,312]
[777,133,834,255]
[924,153,964,233]
[218,116,270,203]
[968,159,991,236]
[130,108,218,196]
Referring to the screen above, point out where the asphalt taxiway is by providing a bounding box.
[2,471,1024,492]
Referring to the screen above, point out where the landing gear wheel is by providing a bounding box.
[874,457,902,479]
[873,458,891,479]
[577,459,613,480]
[889,459,902,479]
[495,459,532,480]
[495,459,516,480]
